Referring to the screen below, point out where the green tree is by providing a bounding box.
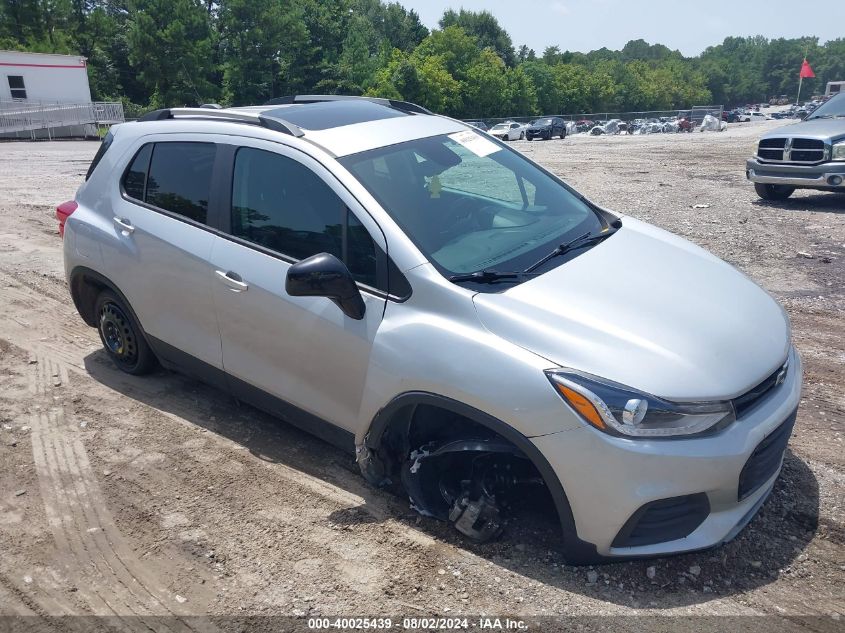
[463,48,509,117]
[336,12,383,93]
[126,0,217,107]
[439,8,515,66]
[412,25,479,83]
[516,44,535,63]
[218,0,307,105]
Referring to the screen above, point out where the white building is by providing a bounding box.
[1,50,92,104]
[0,50,122,139]
[826,81,844,98]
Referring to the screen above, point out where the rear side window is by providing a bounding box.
[147,143,215,223]
[86,130,114,180]
[122,142,215,224]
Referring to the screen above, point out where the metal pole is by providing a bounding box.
[796,75,803,107]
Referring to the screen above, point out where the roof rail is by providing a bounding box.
[263,94,433,116]
[136,107,304,137]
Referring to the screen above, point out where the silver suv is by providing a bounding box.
[61,95,801,563]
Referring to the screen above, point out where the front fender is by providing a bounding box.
[355,265,583,445]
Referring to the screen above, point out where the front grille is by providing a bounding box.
[612,493,710,548]
[738,409,797,500]
[757,137,826,164]
[732,358,788,418]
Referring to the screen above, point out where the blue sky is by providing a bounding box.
[401,0,845,57]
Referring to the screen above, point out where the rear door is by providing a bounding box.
[103,137,225,379]
[208,140,392,437]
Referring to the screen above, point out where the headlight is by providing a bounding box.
[832,141,845,161]
[546,370,735,438]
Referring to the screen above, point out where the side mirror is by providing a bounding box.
[285,252,366,320]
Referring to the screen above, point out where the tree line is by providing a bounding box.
[1,0,843,118]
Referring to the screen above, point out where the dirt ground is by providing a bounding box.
[0,121,843,631]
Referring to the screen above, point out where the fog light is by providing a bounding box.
[828,175,843,186]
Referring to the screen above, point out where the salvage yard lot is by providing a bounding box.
[0,122,843,626]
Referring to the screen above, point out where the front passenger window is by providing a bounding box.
[232,147,345,262]
[231,147,381,288]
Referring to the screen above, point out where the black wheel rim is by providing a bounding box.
[99,302,138,367]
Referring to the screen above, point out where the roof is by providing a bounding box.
[0,50,87,63]
[135,96,467,157]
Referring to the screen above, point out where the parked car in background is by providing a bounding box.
[464,120,489,132]
[489,121,526,141]
[737,111,769,123]
[747,92,845,200]
[526,117,567,140]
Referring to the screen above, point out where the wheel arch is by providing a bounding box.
[69,266,144,332]
[362,391,601,564]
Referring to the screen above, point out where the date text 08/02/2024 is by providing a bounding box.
[306,617,529,630]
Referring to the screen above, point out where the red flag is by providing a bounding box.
[800,59,815,79]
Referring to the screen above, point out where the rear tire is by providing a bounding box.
[754,183,795,201]
[95,289,157,375]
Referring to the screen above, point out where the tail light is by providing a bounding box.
[56,200,78,238]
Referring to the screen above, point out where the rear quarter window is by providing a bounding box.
[86,131,114,180]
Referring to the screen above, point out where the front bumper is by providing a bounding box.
[533,347,802,558]
[746,157,845,189]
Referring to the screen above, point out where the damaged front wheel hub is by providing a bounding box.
[401,439,541,542]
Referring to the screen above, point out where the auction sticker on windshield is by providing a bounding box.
[448,130,501,157]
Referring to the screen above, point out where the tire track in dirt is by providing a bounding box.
[0,274,99,371]
[27,357,218,632]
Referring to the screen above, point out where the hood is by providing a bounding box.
[472,218,790,401]
[761,118,845,141]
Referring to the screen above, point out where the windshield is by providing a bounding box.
[807,94,845,119]
[491,124,508,130]
[533,118,553,126]
[339,131,604,279]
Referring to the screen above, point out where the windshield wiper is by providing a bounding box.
[448,269,535,284]
[523,227,618,273]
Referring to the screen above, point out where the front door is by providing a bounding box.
[209,141,388,438]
